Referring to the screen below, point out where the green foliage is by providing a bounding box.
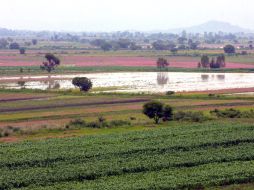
[143,101,164,124]
[1,123,254,189]
[224,44,236,54]
[100,42,112,51]
[69,118,130,129]
[166,91,175,95]
[40,53,60,73]
[0,39,8,49]
[9,42,20,49]
[19,47,26,54]
[174,111,207,122]
[200,54,226,69]
[210,108,254,118]
[143,101,173,124]
[163,105,173,121]
[32,39,38,45]
[72,77,93,92]
[0,126,20,137]
[69,118,86,126]
[156,58,169,69]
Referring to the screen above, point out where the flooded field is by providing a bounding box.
[0,72,254,93]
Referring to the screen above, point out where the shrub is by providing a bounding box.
[69,118,130,129]
[163,105,173,121]
[143,101,164,124]
[72,77,93,92]
[19,47,26,54]
[86,121,103,128]
[143,101,174,124]
[210,108,241,118]
[224,44,236,54]
[0,126,20,138]
[174,111,207,122]
[69,118,86,126]
[210,108,254,119]
[166,91,175,95]
[110,120,130,127]
[98,116,106,123]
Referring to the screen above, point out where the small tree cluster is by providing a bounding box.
[156,58,169,69]
[19,47,26,54]
[143,101,173,124]
[224,44,235,54]
[198,55,225,69]
[40,53,60,73]
[9,42,20,49]
[72,77,93,92]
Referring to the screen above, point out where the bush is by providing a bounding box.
[224,44,236,54]
[143,101,174,124]
[210,108,241,118]
[163,105,173,121]
[69,118,86,126]
[86,121,104,128]
[19,47,26,54]
[72,77,93,92]
[174,111,207,122]
[98,116,106,123]
[110,120,130,127]
[166,91,175,95]
[69,118,130,129]
[0,126,20,138]
[210,108,254,118]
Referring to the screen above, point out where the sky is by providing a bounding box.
[0,0,253,32]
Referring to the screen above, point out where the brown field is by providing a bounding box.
[0,50,253,68]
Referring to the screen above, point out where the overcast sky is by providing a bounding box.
[0,0,253,32]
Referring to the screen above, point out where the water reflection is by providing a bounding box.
[0,72,252,93]
[157,72,169,86]
[201,75,209,81]
[42,80,61,90]
[201,74,225,81]
[17,81,26,89]
[217,75,225,81]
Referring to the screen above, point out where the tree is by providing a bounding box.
[72,77,93,92]
[143,101,164,124]
[224,44,235,54]
[0,39,8,49]
[143,101,173,124]
[101,42,112,51]
[163,105,173,121]
[9,42,20,49]
[156,58,169,69]
[170,48,178,54]
[200,55,210,68]
[200,54,226,69]
[189,42,198,50]
[32,39,38,45]
[19,47,26,54]
[40,53,60,73]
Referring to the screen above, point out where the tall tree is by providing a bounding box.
[40,53,60,73]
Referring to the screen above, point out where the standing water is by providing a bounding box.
[0,72,254,93]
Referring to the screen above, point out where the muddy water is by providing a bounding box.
[0,72,254,93]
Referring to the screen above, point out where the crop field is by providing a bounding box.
[0,89,253,142]
[1,119,254,190]
[0,50,253,69]
[0,47,254,189]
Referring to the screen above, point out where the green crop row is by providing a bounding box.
[1,122,254,189]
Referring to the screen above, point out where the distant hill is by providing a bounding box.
[167,21,254,34]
